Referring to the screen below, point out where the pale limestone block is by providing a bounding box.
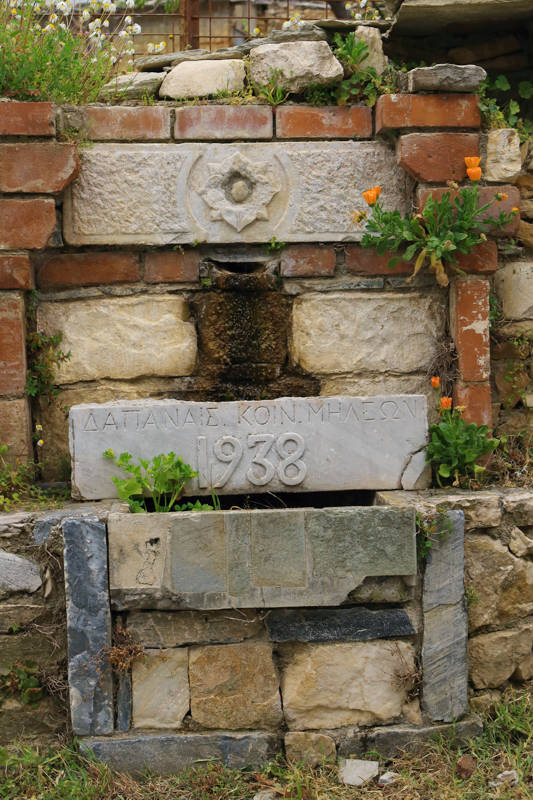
[189,641,282,729]
[284,732,336,765]
[280,640,416,729]
[407,64,486,93]
[465,535,533,630]
[339,759,379,786]
[132,648,189,729]
[513,653,533,681]
[108,512,168,594]
[100,72,163,100]
[375,490,503,529]
[469,624,533,689]
[38,296,196,384]
[291,292,446,375]
[502,491,533,526]
[355,26,387,75]
[250,41,342,94]
[0,550,41,596]
[159,60,245,99]
[63,141,411,246]
[485,129,522,183]
[495,260,533,321]
[509,527,533,558]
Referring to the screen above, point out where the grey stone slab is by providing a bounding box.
[33,504,112,544]
[62,516,113,735]
[117,672,132,732]
[69,396,428,500]
[127,609,263,647]
[82,731,280,775]
[63,142,413,246]
[422,602,468,722]
[108,507,417,610]
[266,606,415,642]
[407,64,487,93]
[364,715,483,757]
[423,510,464,611]
[0,550,41,595]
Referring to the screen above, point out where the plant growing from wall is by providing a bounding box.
[479,75,533,144]
[415,509,452,560]
[0,662,43,708]
[253,68,291,106]
[103,450,219,512]
[356,161,518,286]
[426,378,499,487]
[25,292,71,406]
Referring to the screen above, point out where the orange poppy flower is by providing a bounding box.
[362,186,382,206]
[464,157,481,168]
[467,166,482,181]
[511,207,519,214]
[431,376,440,388]
[440,397,452,410]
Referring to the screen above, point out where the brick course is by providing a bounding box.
[276,105,372,139]
[79,106,171,141]
[0,198,56,250]
[0,254,34,289]
[280,245,336,277]
[0,397,32,465]
[145,251,200,283]
[0,292,26,395]
[397,132,480,183]
[0,143,79,193]
[174,106,273,140]
[417,185,520,237]
[345,246,413,275]
[37,252,140,288]
[376,94,481,133]
[0,101,55,136]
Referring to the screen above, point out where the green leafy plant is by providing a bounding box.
[358,171,518,286]
[0,662,43,708]
[331,33,395,107]
[25,292,71,405]
[479,74,533,143]
[426,382,499,487]
[415,510,452,560]
[254,68,290,105]
[265,236,286,253]
[103,450,218,513]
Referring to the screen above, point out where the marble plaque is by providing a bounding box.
[63,142,413,245]
[69,395,429,500]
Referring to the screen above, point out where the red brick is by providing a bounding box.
[375,94,481,133]
[37,252,140,289]
[0,101,55,136]
[0,198,56,249]
[145,251,200,283]
[0,398,32,465]
[454,241,498,274]
[276,105,372,139]
[80,106,171,140]
[451,277,490,382]
[0,254,34,289]
[417,184,520,237]
[280,245,336,277]
[0,293,26,395]
[454,381,492,428]
[174,106,273,140]
[0,143,78,193]
[345,245,413,275]
[397,132,479,183]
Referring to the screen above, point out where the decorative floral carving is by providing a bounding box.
[198,152,281,232]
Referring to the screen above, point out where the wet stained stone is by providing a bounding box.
[266,606,415,643]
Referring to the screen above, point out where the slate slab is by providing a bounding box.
[266,606,415,642]
[82,732,279,775]
[0,550,41,595]
[62,516,113,735]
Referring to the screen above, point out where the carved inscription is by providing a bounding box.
[70,396,429,499]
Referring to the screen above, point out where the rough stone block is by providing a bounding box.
[37,252,140,289]
[276,106,371,139]
[132,648,189,729]
[160,60,245,99]
[107,507,417,610]
[0,101,55,136]
[62,516,113,735]
[38,296,196,383]
[375,490,503,529]
[266,606,415,643]
[280,640,416,730]
[451,278,490,382]
[485,129,522,183]
[250,42,342,94]
[175,106,273,140]
[469,624,533,689]
[127,609,263,647]
[397,132,480,182]
[0,551,41,596]
[291,292,446,375]
[284,732,336,765]
[354,25,387,74]
[395,0,532,33]
[0,254,34,290]
[366,716,483,757]
[0,198,56,250]
[406,64,486,93]
[0,144,78,193]
[0,398,32,465]
[144,251,199,283]
[100,72,163,101]
[189,641,282,729]
[82,732,279,775]
[502,491,533,527]
[495,260,533,321]
[72,106,171,140]
[280,245,335,277]
[0,600,44,633]
[0,292,26,395]
[63,142,412,245]
[376,94,481,133]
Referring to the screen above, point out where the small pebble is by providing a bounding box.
[378,771,400,786]
[489,769,519,788]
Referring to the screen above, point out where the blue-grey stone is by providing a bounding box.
[363,715,483,758]
[116,671,132,732]
[266,606,415,643]
[63,516,113,735]
[423,510,464,611]
[82,732,279,775]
